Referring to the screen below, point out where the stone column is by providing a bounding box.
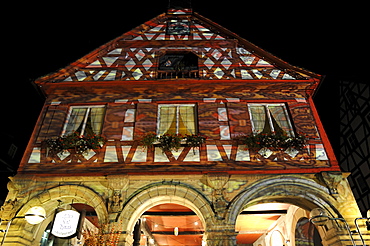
[118,231,134,246]
[205,225,237,246]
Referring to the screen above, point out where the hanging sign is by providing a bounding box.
[51,210,80,238]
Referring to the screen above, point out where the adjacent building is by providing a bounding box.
[339,79,370,217]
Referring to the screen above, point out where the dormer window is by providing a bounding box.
[157,52,199,79]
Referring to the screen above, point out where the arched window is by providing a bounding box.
[157,52,199,79]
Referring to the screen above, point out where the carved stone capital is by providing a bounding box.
[201,173,230,219]
[318,171,343,196]
[202,172,230,190]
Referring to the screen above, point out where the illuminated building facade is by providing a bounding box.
[0,5,367,246]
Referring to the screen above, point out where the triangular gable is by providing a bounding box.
[36,11,320,84]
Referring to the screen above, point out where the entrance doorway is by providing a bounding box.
[39,203,98,246]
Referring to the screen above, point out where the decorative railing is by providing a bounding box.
[157,70,199,79]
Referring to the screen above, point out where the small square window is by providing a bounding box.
[166,20,190,35]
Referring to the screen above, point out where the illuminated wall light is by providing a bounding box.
[194,221,198,226]
[154,224,158,228]
[174,227,179,236]
[25,206,46,225]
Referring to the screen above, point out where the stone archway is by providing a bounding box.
[226,176,340,246]
[227,175,339,224]
[6,185,108,245]
[118,183,215,245]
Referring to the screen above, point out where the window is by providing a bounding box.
[62,106,105,136]
[158,104,196,135]
[157,52,198,79]
[166,20,190,35]
[248,104,294,136]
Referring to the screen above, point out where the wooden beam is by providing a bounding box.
[143,211,197,216]
[240,210,287,215]
[151,231,204,235]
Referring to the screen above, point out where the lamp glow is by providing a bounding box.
[24,206,46,225]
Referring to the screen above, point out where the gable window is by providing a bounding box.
[62,106,105,136]
[166,20,191,35]
[248,104,294,136]
[158,104,196,135]
[157,52,199,79]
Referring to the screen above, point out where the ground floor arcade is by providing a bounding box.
[0,172,368,245]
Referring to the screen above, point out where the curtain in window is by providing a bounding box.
[89,107,105,135]
[64,108,88,135]
[268,105,292,136]
[179,106,195,135]
[159,106,176,135]
[249,105,292,136]
[158,105,195,135]
[249,106,266,133]
[64,107,105,136]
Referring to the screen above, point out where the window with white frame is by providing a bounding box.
[248,104,294,136]
[62,106,105,136]
[158,104,196,135]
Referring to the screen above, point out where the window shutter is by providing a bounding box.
[198,102,220,139]
[227,102,251,137]
[103,104,133,140]
[134,103,157,137]
[287,102,319,138]
[36,105,68,142]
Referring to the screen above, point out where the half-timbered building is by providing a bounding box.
[1,5,367,246]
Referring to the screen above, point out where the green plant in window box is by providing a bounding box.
[235,132,307,151]
[184,134,207,153]
[138,132,157,150]
[139,132,207,153]
[44,132,106,156]
[157,133,183,153]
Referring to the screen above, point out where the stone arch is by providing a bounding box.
[10,185,108,245]
[227,175,339,226]
[118,183,215,237]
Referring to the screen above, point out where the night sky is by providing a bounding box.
[1,1,366,198]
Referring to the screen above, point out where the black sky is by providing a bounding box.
[2,1,367,179]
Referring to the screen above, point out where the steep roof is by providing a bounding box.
[35,8,321,86]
